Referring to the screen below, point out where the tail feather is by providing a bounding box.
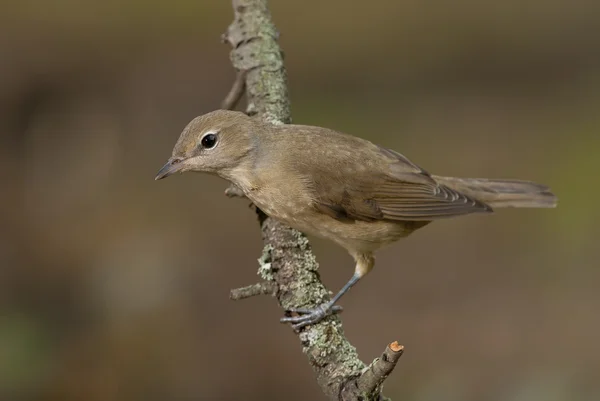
[432,176,557,209]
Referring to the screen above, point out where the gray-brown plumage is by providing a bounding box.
[156,110,557,329]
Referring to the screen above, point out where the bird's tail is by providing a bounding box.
[432,176,558,209]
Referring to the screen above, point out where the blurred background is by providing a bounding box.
[1,0,599,400]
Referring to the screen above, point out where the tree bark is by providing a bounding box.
[222,1,403,399]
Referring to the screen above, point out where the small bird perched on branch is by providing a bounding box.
[156,110,557,329]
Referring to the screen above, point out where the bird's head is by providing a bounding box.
[155,110,256,180]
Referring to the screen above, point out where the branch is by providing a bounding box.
[229,281,277,300]
[222,1,404,399]
[342,342,405,400]
[220,69,247,110]
[222,0,290,123]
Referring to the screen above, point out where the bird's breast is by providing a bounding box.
[247,185,312,223]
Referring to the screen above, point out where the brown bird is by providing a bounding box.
[156,110,557,329]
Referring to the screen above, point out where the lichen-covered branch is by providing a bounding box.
[222,1,403,399]
[222,0,290,124]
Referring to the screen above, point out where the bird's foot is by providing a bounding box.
[280,303,343,330]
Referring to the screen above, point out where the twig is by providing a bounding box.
[220,69,248,110]
[342,342,404,400]
[230,281,277,300]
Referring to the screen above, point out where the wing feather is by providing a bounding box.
[313,146,492,222]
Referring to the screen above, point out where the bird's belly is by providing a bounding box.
[263,206,419,254]
[302,217,416,254]
[247,191,427,254]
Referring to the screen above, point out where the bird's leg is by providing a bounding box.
[281,253,374,330]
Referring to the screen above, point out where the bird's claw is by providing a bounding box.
[280,304,343,330]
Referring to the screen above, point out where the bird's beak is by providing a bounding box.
[155,158,184,180]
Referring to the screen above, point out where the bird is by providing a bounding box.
[156,109,557,330]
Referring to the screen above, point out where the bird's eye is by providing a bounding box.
[200,133,218,149]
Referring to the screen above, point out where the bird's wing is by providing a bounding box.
[313,146,492,222]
